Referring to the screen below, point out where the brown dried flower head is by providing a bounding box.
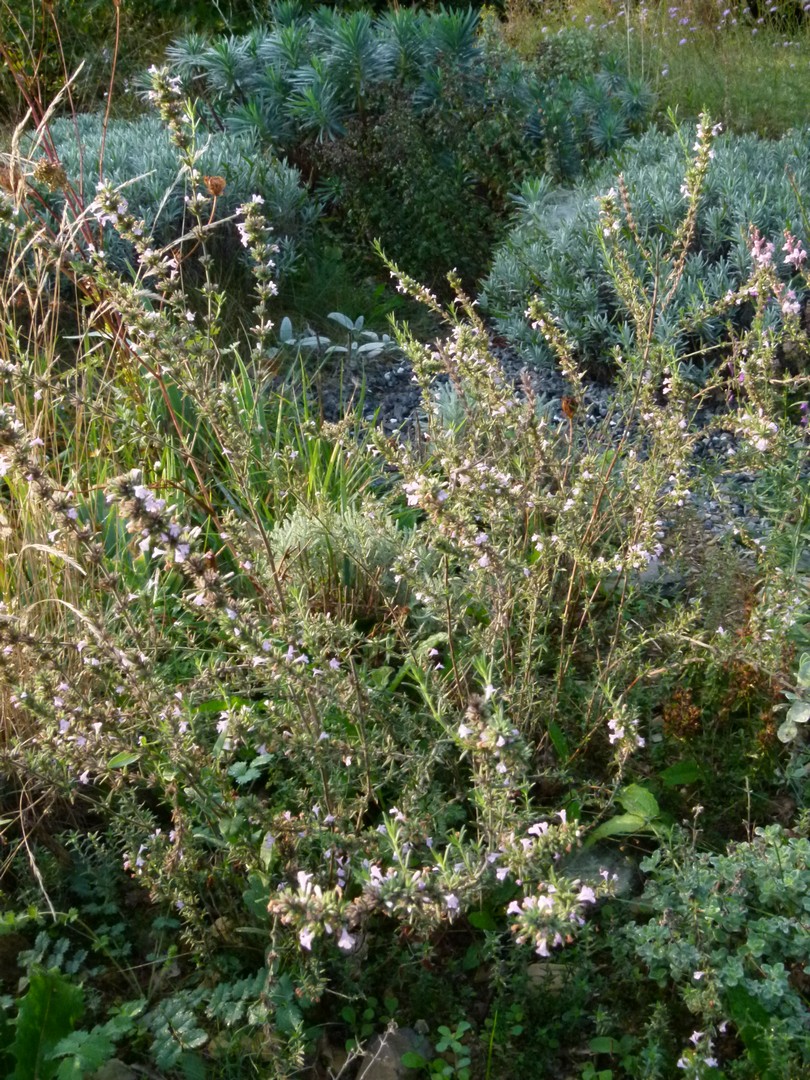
[203,175,226,197]
[33,159,68,192]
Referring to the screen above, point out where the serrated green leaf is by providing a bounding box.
[152,1030,182,1071]
[274,1000,302,1034]
[228,761,261,785]
[53,1029,115,1080]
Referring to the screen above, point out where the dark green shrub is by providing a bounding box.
[162,7,653,285]
[313,102,494,287]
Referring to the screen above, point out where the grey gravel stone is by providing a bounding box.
[358,1026,433,1080]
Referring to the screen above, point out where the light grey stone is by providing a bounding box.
[358,1026,433,1080]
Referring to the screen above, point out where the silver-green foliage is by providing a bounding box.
[270,501,411,616]
[779,652,810,743]
[37,113,319,273]
[166,8,649,164]
[483,125,810,371]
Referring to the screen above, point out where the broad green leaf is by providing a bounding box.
[1,1009,12,1070]
[367,665,393,689]
[193,696,250,715]
[462,942,484,970]
[107,751,140,770]
[178,1051,207,1080]
[587,813,648,845]
[468,910,497,931]
[418,633,448,655]
[243,875,271,919]
[617,784,659,821]
[400,1051,428,1068]
[724,986,777,1079]
[786,701,810,725]
[796,654,810,688]
[10,969,84,1080]
[548,720,569,761]
[660,760,700,787]
[589,1036,620,1055]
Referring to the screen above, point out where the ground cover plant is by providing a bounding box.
[1,6,809,1080]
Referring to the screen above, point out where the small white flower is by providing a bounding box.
[338,927,355,951]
